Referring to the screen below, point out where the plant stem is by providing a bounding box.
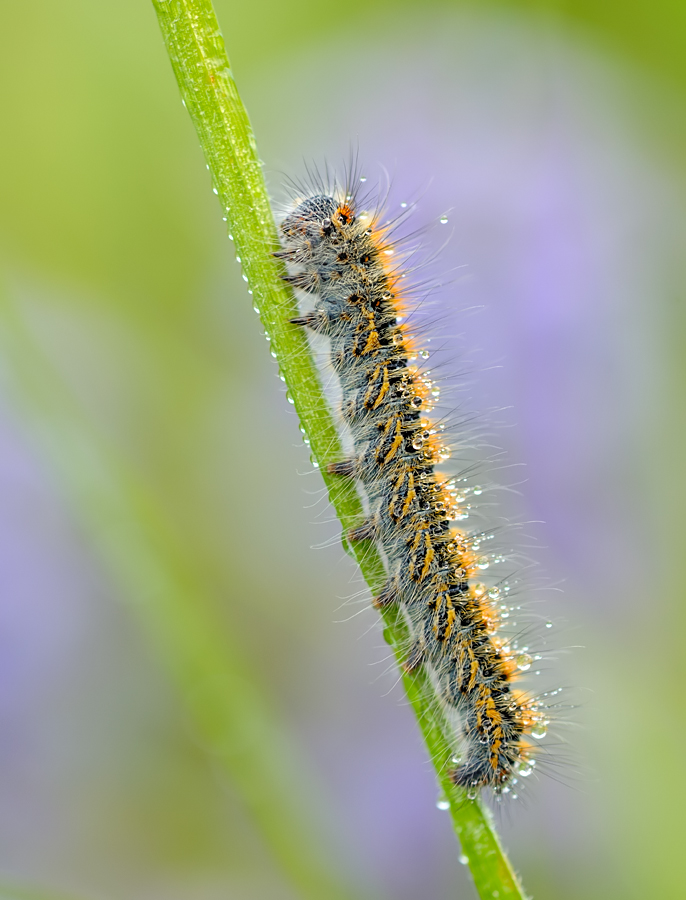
[152,1,528,897]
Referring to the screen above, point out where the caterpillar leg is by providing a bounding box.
[327,459,356,477]
[289,310,329,333]
[372,578,398,609]
[347,518,376,542]
[403,640,425,674]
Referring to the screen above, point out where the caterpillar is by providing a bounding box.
[277,170,551,796]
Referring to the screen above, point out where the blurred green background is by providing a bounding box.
[1,1,685,898]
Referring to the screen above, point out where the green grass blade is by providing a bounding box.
[151,0,527,896]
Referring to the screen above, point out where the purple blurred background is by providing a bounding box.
[1,3,685,899]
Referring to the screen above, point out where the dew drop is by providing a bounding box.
[440,215,449,224]
[516,653,533,671]
[476,556,490,569]
[466,787,478,800]
[310,454,320,469]
[531,722,548,740]
[400,202,408,208]
[436,796,450,811]
[213,187,219,195]
[459,854,469,866]
[286,391,295,404]
[419,349,430,360]
[242,274,248,282]
[472,485,483,496]
[545,621,553,629]
[359,176,367,182]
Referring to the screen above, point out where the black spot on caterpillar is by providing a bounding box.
[277,171,552,795]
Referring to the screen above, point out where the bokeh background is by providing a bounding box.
[1,1,686,898]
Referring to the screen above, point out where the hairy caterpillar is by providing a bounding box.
[277,170,551,795]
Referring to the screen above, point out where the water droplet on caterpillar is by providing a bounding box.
[440,215,449,224]
[516,653,533,671]
[531,722,548,739]
[436,795,450,811]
